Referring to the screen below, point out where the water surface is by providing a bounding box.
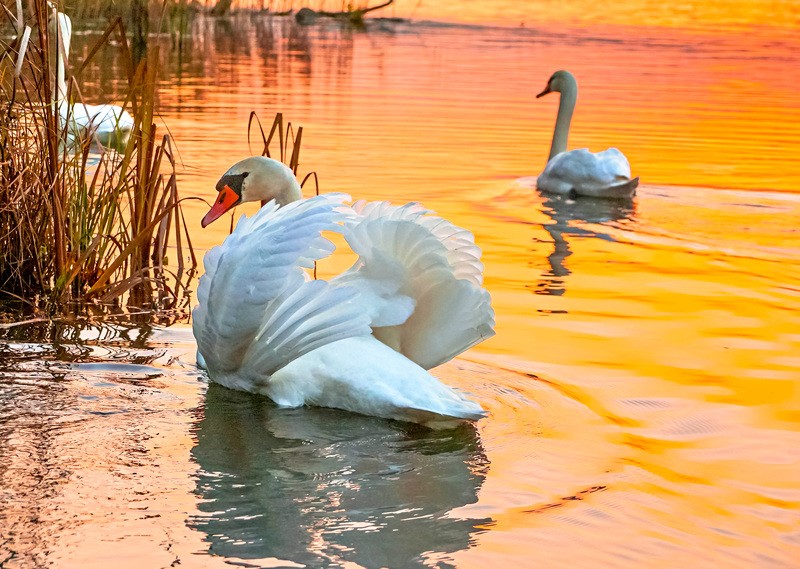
[2,8,800,568]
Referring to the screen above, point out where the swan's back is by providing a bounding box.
[537,148,638,198]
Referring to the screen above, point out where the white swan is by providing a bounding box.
[193,156,495,427]
[53,11,134,151]
[536,70,639,199]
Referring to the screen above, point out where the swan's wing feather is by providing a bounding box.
[194,193,370,377]
[333,201,495,369]
[595,147,631,176]
[73,104,134,133]
[330,218,423,327]
[242,276,371,379]
[416,215,485,286]
[350,201,486,286]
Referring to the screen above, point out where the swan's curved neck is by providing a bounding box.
[55,55,66,102]
[246,159,304,206]
[548,77,577,162]
[274,179,303,206]
[53,12,71,101]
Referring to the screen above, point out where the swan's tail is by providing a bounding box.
[607,176,639,198]
[332,201,495,370]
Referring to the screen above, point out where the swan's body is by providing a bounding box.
[536,70,638,199]
[60,98,133,151]
[54,12,134,151]
[193,157,495,427]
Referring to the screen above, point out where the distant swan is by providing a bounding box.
[536,70,638,199]
[53,11,134,151]
[193,156,495,427]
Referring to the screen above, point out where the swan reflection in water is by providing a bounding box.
[533,190,635,296]
[189,384,490,567]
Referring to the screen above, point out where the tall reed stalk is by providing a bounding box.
[248,111,319,194]
[0,0,195,314]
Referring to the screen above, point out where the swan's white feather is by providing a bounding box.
[193,193,371,384]
[194,179,494,426]
[66,102,134,146]
[54,12,134,151]
[535,71,638,198]
[267,336,485,426]
[351,200,485,285]
[537,147,635,198]
[333,201,495,369]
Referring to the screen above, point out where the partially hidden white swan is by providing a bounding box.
[53,11,134,151]
[193,156,496,427]
[536,70,639,199]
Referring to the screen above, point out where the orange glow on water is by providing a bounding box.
[388,0,800,29]
[158,13,800,566]
[3,3,800,567]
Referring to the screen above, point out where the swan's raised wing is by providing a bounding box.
[332,201,495,370]
[193,194,372,385]
[352,201,486,286]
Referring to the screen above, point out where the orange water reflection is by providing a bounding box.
[386,0,800,29]
[145,17,800,228]
[4,10,799,568]
[158,15,799,567]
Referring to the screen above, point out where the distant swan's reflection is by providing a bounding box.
[189,384,490,567]
[534,190,635,296]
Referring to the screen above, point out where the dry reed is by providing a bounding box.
[248,111,318,193]
[0,0,195,315]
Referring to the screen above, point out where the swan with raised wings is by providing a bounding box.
[53,11,134,151]
[193,157,495,427]
[536,70,639,199]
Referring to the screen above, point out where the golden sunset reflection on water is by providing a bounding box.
[388,0,800,28]
[1,2,799,567]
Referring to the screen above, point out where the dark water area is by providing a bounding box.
[2,8,800,568]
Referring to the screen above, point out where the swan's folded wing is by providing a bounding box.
[332,201,495,370]
[541,148,632,190]
[595,147,632,181]
[193,193,370,378]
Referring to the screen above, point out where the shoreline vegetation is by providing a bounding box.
[1,0,196,319]
[46,0,398,33]
[0,0,360,321]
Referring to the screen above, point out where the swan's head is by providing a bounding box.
[536,70,577,98]
[202,156,303,227]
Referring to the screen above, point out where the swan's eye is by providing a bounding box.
[218,194,225,204]
[242,172,249,179]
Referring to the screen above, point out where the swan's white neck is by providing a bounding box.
[248,165,303,206]
[548,75,577,162]
[53,12,71,101]
[271,176,303,206]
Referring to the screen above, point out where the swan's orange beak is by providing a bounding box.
[536,86,551,98]
[202,185,241,228]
